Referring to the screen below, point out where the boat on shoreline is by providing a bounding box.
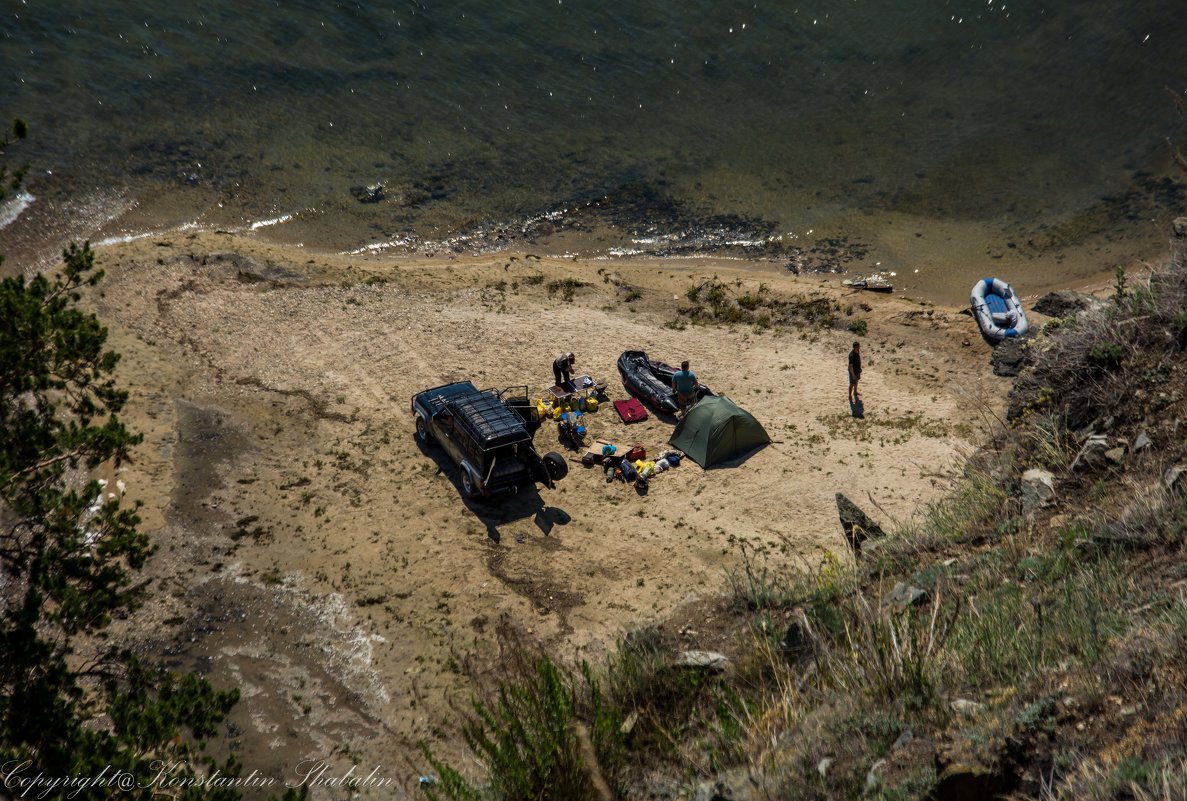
[617,351,711,415]
[970,277,1029,344]
[842,278,893,293]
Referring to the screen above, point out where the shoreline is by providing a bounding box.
[3,172,1181,308]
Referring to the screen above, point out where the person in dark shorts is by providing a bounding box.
[848,341,862,404]
[553,352,576,387]
[671,360,699,416]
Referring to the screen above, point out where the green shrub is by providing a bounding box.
[546,278,586,302]
[1087,341,1123,371]
[423,657,622,801]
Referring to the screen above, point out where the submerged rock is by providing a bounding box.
[350,182,386,203]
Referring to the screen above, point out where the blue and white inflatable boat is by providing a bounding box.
[970,277,1029,344]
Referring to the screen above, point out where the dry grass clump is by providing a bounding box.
[1011,262,1187,431]
[672,279,865,335]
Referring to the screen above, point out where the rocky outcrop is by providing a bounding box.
[990,337,1031,377]
[1032,290,1104,319]
[836,493,885,554]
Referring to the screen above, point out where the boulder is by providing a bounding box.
[882,582,929,611]
[865,758,887,792]
[1164,465,1187,495]
[990,337,1030,377]
[1020,468,1056,513]
[836,493,885,554]
[1132,431,1151,452]
[950,698,984,717]
[676,651,728,671]
[1032,290,1104,319]
[1104,447,1126,466]
[1072,434,1111,471]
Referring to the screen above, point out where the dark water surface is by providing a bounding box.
[2,1,1185,298]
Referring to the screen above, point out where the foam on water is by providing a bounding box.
[249,213,296,230]
[0,191,34,231]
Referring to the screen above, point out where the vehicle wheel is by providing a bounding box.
[460,469,481,499]
[543,451,568,482]
[415,414,433,445]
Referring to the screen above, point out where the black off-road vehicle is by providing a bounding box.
[411,382,568,499]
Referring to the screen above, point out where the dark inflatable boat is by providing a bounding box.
[617,350,711,414]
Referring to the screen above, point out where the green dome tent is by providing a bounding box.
[668,395,770,467]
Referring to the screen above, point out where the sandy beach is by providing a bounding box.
[87,230,1012,796]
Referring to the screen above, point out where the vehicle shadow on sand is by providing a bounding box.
[415,437,571,544]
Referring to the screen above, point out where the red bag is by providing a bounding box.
[613,397,648,423]
[624,445,646,462]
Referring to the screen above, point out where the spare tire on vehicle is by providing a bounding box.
[543,451,568,482]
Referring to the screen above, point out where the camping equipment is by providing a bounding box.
[548,374,607,405]
[581,439,619,466]
[970,277,1029,344]
[624,445,646,462]
[668,395,771,467]
[557,410,588,447]
[613,397,649,423]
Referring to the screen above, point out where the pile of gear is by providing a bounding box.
[581,443,684,493]
[536,395,600,448]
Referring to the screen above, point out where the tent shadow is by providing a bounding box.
[698,442,770,470]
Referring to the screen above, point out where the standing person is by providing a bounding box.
[672,360,699,417]
[552,352,576,388]
[848,341,862,404]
